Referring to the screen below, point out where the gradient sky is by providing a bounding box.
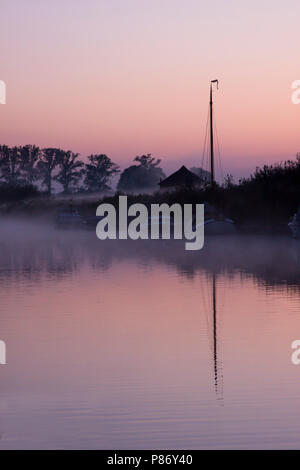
[1,0,299,179]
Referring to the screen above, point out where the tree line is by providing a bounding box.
[0,145,166,194]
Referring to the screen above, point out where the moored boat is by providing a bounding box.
[55,208,83,228]
[201,80,236,234]
[288,207,300,239]
[204,217,236,235]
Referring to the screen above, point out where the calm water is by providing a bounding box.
[1,220,300,449]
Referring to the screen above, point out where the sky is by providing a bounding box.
[0,0,299,180]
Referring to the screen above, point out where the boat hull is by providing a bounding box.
[288,221,300,239]
[204,219,236,235]
[55,212,84,229]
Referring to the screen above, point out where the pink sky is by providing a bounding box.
[0,0,299,180]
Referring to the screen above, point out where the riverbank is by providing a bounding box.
[1,156,300,233]
[0,188,293,235]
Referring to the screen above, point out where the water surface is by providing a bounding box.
[0,220,300,449]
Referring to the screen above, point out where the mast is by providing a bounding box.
[210,80,219,187]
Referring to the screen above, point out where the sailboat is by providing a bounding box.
[288,205,300,239]
[203,80,236,235]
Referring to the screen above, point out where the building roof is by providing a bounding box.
[159,165,202,188]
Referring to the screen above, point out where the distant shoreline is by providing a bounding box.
[0,189,293,236]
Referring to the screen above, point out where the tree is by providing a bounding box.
[20,145,41,185]
[84,154,120,192]
[0,145,23,186]
[55,150,84,193]
[134,154,161,169]
[224,173,235,189]
[117,154,165,192]
[190,167,210,184]
[37,148,61,194]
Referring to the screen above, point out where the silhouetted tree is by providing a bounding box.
[134,154,161,169]
[37,148,61,194]
[55,150,84,193]
[190,167,210,184]
[84,154,120,192]
[0,145,23,185]
[223,173,235,189]
[117,154,165,192]
[20,145,41,185]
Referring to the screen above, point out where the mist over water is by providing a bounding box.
[0,218,300,449]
